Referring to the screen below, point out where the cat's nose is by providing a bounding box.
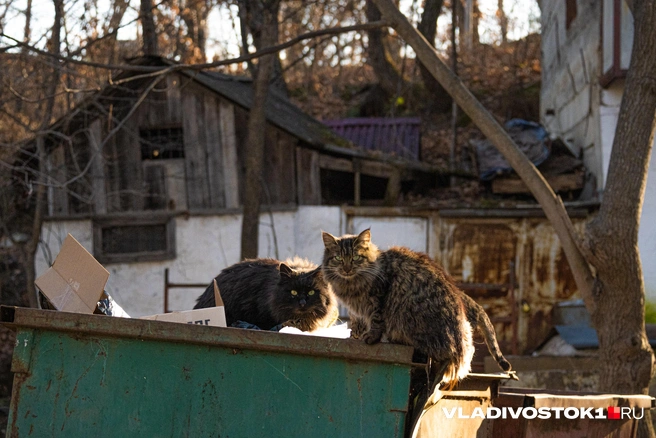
[299,299,307,307]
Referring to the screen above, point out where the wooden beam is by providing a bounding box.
[319,155,353,173]
[492,173,585,195]
[360,160,394,179]
[354,160,361,207]
[318,154,396,179]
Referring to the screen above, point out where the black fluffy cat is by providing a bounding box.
[194,257,338,331]
[321,229,511,387]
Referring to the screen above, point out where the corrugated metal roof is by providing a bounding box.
[323,118,421,160]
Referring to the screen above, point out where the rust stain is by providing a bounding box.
[440,216,591,353]
[9,372,28,437]
[450,223,516,284]
[555,249,577,299]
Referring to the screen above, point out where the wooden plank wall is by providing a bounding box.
[219,99,240,208]
[181,81,227,210]
[296,147,321,205]
[65,133,93,215]
[88,119,107,214]
[48,143,68,216]
[116,117,143,211]
[233,105,249,204]
[202,93,225,209]
[53,72,327,217]
[263,126,297,205]
[233,106,300,206]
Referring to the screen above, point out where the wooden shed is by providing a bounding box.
[38,57,440,263]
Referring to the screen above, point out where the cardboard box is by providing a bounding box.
[35,234,109,314]
[141,280,226,327]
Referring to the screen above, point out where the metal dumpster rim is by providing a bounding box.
[0,305,415,365]
[498,387,655,409]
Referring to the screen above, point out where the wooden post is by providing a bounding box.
[353,159,361,206]
[384,167,401,206]
[164,268,170,313]
[450,0,458,187]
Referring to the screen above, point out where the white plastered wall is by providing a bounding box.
[36,206,344,317]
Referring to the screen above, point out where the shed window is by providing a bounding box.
[140,127,184,160]
[93,216,175,263]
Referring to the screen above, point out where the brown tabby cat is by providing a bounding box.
[321,229,511,386]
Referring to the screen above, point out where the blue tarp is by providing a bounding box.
[475,119,550,181]
[554,324,599,349]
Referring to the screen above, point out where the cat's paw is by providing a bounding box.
[362,329,383,345]
[283,319,315,332]
[350,318,368,339]
[282,319,300,328]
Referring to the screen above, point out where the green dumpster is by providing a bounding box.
[2,306,414,437]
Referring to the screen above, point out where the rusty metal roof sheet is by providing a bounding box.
[324,117,421,160]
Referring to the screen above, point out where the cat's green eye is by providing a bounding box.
[334,256,342,261]
[308,290,315,296]
[291,290,298,296]
[353,255,361,261]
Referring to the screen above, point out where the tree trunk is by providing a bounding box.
[23,0,32,46]
[105,0,130,64]
[417,0,452,113]
[373,1,656,434]
[472,0,479,46]
[140,0,158,56]
[458,0,479,50]
[239,0,287,95]
[365,0,407,98]
[240,0,279,260]
[584,0,656,434]
[22,0,64,308]
[497,0,507,44]
[180,0,210,62]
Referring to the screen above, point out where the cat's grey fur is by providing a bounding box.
[321,229,511,385]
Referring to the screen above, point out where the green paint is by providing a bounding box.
[8,325,411,437]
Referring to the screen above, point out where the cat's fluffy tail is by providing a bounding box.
[460,293,512,372]
[440,315,475,389]
[477,306,512,372]
[283,256,318,272]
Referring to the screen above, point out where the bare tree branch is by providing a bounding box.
[1,21,389,73]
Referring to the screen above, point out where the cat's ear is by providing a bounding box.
[321,231,338,249]
[279,263,294,278]
[355,228,371,245]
